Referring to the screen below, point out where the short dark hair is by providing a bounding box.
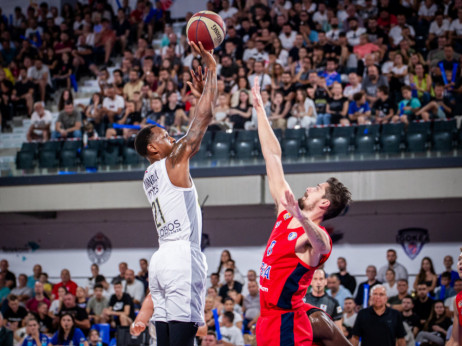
[135,125,157,157]
[113,280,123,286]
[353,92,364,102]
[344,297,355,303]
[7,294,18,302]
[398,279,408,284]
[441,272,452,280]
[225,268,234,274]
[378,85,389,95]
[93,284,104,290]
[323,177,352,220]
[223,311,234,323]
[211,272,219,278]
[224,297,235,304]
[401,85,412,92]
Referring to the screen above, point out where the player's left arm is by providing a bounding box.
[280,190,331,257]
[130,293,153,336]
[166,41,217,188]
[451,298,460,344]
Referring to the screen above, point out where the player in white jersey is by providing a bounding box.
[134,41,216,346]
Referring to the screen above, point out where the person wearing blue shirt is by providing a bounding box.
[319,58,342,87]
[396,85,421,124]
[27,265,42,290]
[21,317,49,346]
[348,92,371,124]
[50,313,88,346]
[438,255,460,287]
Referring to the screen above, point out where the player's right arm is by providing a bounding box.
[130,293,153,336]
[451,298,461,345]
[251,77,291,212]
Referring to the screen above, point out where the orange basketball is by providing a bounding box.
[186,11,227,51]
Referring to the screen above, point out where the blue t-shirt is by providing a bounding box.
[398,98,421,115]
[21,334,50,346]
[348,101,370,115]
[319,71,341,87]
[50,328,85,345]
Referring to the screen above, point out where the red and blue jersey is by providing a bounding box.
[457,291,462,327]
[259,210,332,314]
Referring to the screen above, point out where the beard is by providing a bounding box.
[298,197,314,212]
[298,197,304,210]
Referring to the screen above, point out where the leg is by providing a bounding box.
[155,321,170,346]
[309,310,352,346]
[168,321,198,346]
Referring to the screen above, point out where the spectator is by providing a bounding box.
[344,73,362,101]
[26,282,50,314]
[348,91,371,124]
[145,96,165,127]
[242,281,260,333]
[123,69,143,101]
[342,297,357,340]
[373,86,395,124]
[27,102,52,142]
[287,89,317,129]
[351,285,406,346]
[247,89,271,130]
[413,283,434,325]
[208,273,221,292]
[0,312,13,346]
[207,287,224,313]
[268,91,291,129]
[355,265,381,309]
[34,302,53,334]
[94,19,115,65]
[326,82,349,125]
[400,296,421,339]
[27,59,52,102]
[415,300,452,345]
[334,257,357,295]
[136,258,149,291]
[327,273,352,308]
[11,275,33,303]
[415,83,454,120]
[393,85,422,124]
[52,269,78,298]
[105,100,141,139]
[346,17,367,47]
[228,90,252,130]
[75,287,87,310]
[304,269,343,330]
[388,279,410,311]
[122,269,145,307]
[26,265,42,290]
[111,262,128,284]
[309,74,331,125]
[279,23,298,50]
[219,269,243,303]
[49,313,88,346]
[11,67,35,116]
[49,286,67,318]
[248,60,271,90]
[85,264,100,298]
[409,63,433,104]
[438,255,460,287]
[202,331,219,346]
[4,294,28,327]
[102,281,135,327]
[209,94,231,131]
[102,84,125,125]
[434,272,456,301]
[382,269,399,298]
[220,311,244,346]
[219,297,243,329]
[20,317,49,346]
[86,284,108,324]
[0,273,11,304]
[444,279,462,318]
[0,260,16,289]
[88,329,108,346]
[51,102,82,139]
[362,65,389,105]
[38,274,52,298]
[58,293,90,333]
[413,256,438,294]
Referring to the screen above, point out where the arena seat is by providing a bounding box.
[380,123,405,154]
[235,140,254,160]
[123,147,140,165]
[211,141,231,160]
[406,121,431,152]
[82,149,98,168]
[41,141,62,153]
[87,139,105,156]
[213,131,234,145]
[306,126,330,156]
[235,130,257,158]
[330,126,355,155]
[20,142,39,156]
[201,131,213,151]
[432,119,457,152]
[356,124,380,139]
[39,150,59,168]
[282,139,302,158]
[102,150,120,166]
[60,150,79,168]
[62,140,82,152]
[16,151,35,170]
[355,135,376,154]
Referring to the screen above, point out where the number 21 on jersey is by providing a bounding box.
[152,197,165,227]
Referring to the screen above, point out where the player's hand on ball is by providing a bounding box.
[130,321,146,336]
[187,65,207,98]
[252,77,263,109]
[189,41,216,70]
[281,190,303,220]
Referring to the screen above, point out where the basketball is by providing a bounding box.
[186,11,226,51]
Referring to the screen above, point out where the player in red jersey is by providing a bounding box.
[448,247,462,346]
[251,77,352,346]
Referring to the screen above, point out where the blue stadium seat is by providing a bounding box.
[330,126,355,155]
[306,126,330,156]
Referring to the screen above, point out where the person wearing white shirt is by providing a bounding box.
[427,12,450,48]
[278,24,298,50]
[250,40,269,62]
[248,61,272,90]
[342,298,358,331]
[444,279,462,314]
[450,9,462,40]
[313,3,329,26]
[389,14,416,46]
[27,60,52,102]
[122,269,145,306]
[218,0,238,20]
[102,84,125,123]
[344,72,362,100]
[220,311,245,346]
[346,18,366,46]
[219,298,243,330]
[27,102,52,141]
[418,0,438,20]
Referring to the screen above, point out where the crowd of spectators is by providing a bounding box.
[0,0,459,142]
[0,249,460,345]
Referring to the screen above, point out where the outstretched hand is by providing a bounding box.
[251,76,263,109]
[186,65,207,99]
[280,190,303,221]
[130,321,146,337]
[189,41,216,70]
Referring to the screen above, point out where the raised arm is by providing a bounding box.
[251,76,290,211]
[166,41,217,187]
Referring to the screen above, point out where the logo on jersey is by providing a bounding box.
[275,221,282,228]
[288,232,298,241]
[458,300,462,308]
[396,228,429,260]
[260,262,272,280]
[320,304,327,312]
[267,240,276,256]
[283,213,292,220]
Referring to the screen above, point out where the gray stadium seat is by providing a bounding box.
[406,121,431,152]
[283,139,301,158]
[235,141,254,160]
[211,141,231,160]
[39,151,58,168]
[60,150,78,168]
[82,149,98,168]
[123,147,140,165]
[355,135,375,154]
[16,151,35,170]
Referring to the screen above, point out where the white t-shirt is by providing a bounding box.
[278,31,298,50]
[450,19,462,36]
[31,110,52,134]
[383,282,399,298]
[346,27,367,46]
[389,25,416,46]
[27,65,52,86]
[220,325,244,346]
[344,84,362,100]
[242,48,258,62]
[219,7,238,20]
[102,95,125,113]
[418,3,438,17]
[343,312,357,328]
[248,73,272,90]
[304,98,317,118]
[313,11,328,25]
[429,19,450,36]
[219,311,243,328]
[123,279,145,303]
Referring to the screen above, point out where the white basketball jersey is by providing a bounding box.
[143,158,202,246]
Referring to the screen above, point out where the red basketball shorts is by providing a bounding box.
[256,309,313,346]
